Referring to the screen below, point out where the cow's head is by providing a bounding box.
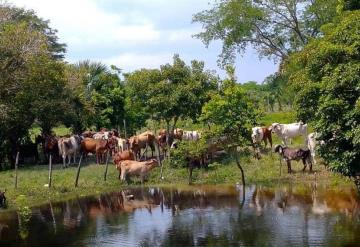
[146,158,159,167]
[271,123,281,133]
[274,144,283,154]
[128,136,138,150]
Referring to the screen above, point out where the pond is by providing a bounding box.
[0,183,360,246]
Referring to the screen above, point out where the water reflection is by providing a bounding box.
[0,184,360,246]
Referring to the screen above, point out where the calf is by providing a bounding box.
[274,145,312,173]
[118,159,159,183]
[251,127,272,148]
[0,190,6,208]
[113,150,135,179]
[251,126,272,159]
[271,122,308,146]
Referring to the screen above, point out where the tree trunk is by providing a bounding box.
[234,151,245,187]
[166,120,171,160]
[14,152,19,189]
[48,155,53,188]
[75,154,82,187]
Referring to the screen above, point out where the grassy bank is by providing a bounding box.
[1,110,351,211]
[0,152,354,211]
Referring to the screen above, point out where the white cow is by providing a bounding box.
[116,137,128,152]
[271,122,308,146]
[183,131,200,141]
[58,135,81,168]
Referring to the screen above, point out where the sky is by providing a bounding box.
[11,0,278,82]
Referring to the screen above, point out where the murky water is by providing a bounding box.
[1,184,360,246]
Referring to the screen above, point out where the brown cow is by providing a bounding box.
[118,159,159,183]
[128,131,156,160]
[113,150,135,179]
[81,137,117,164]
[251,126,273,159]
[156,128,183,156]
[38,134,60,163]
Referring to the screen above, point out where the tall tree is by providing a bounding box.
[193,0,338,66]
[286,10,360,178]
[0,20,68,167]
[125,55,218,135]
[65,61,125,132]
[0,3,66,59]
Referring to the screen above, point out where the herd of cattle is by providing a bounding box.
[252,121,321,173]
[28,128,202,183]
[17,120,321,183]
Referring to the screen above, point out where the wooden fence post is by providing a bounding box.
[75,154,82,187]
[104,153,109,181]
[48,155,53,188]
[14,152,19,189]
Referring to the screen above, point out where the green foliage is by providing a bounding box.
[125,54,218,133]
[171,138,208,168]
[64,61,125,132]
[0,12,69,165]
[0,3,66,59]
[286,10,360,175]
[193,0,338,66]
[338,0,360,11]
[201,84,259,147]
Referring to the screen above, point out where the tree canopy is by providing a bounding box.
[125,55,219,133]
[193,0,338,66]
[285,10,360,176]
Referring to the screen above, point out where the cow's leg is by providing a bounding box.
[286,160,292,173]
[302,158,307,172]
[120,169,126,181]
[312,154,317,166]
[263,138,268,148]
[62,155,66,168]
[307,158,312,172]
[269,135,273,149]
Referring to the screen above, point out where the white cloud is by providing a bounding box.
[11,0,160,47]
[103,53,172,71]
[9,0,278,82]
[167,28,198,43]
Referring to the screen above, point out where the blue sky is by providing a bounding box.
[12,0,277,82]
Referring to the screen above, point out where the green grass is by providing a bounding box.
[0,152,353,211]
[260,111,297,126]
[4,110,349,211]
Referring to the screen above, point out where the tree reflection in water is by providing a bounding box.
[0,184,359,246]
